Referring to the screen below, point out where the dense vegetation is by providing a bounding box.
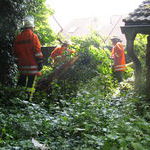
[0,0,150,150]
[0,32,150,149]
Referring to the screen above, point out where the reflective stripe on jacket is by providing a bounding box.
[111,42,126,72]
[13,29,43,75]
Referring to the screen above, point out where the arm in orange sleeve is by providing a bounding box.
[32,34,43,71]
[50,47,60,59]
[114,43,124,58]
[32,34,43,63]
[111,48,114,58]
[67,49,76,54]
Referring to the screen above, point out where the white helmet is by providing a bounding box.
[23,15,35,28]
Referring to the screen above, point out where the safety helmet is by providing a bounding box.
[23,15,35,28]
[111,36,122,42]
[62,42,69,46]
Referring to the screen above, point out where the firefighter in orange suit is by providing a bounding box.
[50,42,76,66]
[13,16,43,95]
[111,36,126,82]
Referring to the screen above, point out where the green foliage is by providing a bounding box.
[0,31,149,149]
[134,34,147,67]
[36,32,115,104]
[70,33,113,82]
[0,0,27,85]
[0,80,150,149]
[30,1,56,45]
[134,34,148,91]
[123,65,134,80]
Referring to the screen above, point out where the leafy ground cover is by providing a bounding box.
[0,76,150,149]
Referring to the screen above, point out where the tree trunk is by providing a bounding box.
[36,56,79,92]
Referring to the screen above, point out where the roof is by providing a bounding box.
[123,0,150,25]
[62,16,126,43]
[62,17,101,37]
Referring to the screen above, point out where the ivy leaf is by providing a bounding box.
[131,142,145,150]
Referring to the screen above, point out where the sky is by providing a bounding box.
[46,0,144,31]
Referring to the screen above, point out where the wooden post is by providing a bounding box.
[125,32,142,90]
[146,35,150,98]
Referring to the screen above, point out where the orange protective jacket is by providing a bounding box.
[13,29,43,76]
[111,42,126,71]
[51,47,75,60]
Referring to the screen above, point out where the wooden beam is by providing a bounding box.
[124,32,142,89]
[146,35,150,98]
[121,25,150,35]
